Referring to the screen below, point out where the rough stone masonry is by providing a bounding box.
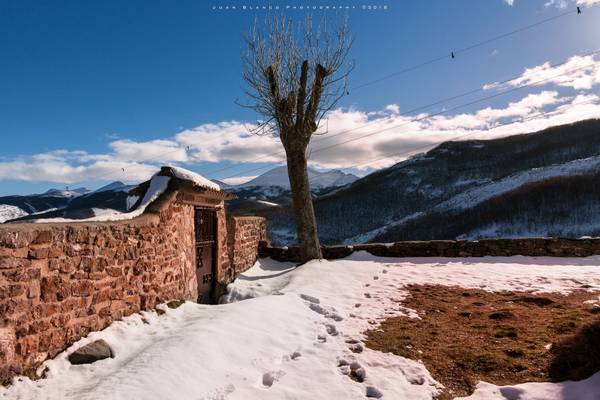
[0,187,267,384]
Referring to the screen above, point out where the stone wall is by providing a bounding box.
[227,216,268,278]
[0,192,267,384]
[259,237,600,262]
[0,191,197,383]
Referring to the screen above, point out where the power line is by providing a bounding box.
[222,99,599,187]
[311,57,599,155]
[215,49,600,181]
[187,6,584,168]
[86,5,593,184]
[207,46,600,178]
[346,99,600,171]
[350,8,578,91]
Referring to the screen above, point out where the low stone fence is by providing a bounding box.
[258,237,600,262]
[227,216,267,278]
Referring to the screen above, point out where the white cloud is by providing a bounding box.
[544,0,569,8]
[485,54,600,91]
[110,139,188,162]
[545,0,600,7]
[505,0,515,5]
[0,156,156,184]
[2,91,598,185]
[385,104,400,114]
[175,121,283,164]
[2,56,600,186]
[475,91,564,122]
[304,93,598,171]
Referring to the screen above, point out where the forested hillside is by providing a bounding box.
[245,119,600,244]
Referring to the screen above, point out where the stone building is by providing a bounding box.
[0,166,267,383]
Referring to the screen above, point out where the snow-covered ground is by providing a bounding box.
[255,200,280,207]
[0,205,28,223]
[3,253,600,400]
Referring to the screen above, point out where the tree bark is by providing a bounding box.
[285,142,322,261]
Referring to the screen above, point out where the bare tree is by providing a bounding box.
[240,14,353,262]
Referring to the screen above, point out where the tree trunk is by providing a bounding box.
[285,145,322,262]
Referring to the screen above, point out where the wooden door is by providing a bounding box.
[194,207,216,303]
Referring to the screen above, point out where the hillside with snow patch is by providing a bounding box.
[0,204,28,223]
[254,119,600,245]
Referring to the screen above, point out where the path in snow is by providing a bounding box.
[2,253,600,400]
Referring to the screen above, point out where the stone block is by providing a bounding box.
[32,231,53,245]
[41,276,70,302]
[28,247,50,260]
[0,257,31,270]
[0,327,15,365]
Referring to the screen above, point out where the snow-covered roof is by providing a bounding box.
[16,166,226,224]
[30,175,171,223]
[161,166,220,191]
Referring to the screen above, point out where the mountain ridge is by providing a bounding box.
[251,118,600,245]
[237,166,358,189]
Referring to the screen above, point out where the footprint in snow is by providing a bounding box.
[349,361,366,383]
[338,359,351,376]
[200,384,235,400]
[338,359,366,382]
[262,370,285,388]
[364,293,372,299]
[299,294,320,304]
[308,303,344,321]
[366,386,383,398]
[317,334,327,343]
[308,303,328,315]
[325,323,338,336]
[345,338,364,353]
[328,313,344,322]
[408,375,425,385]
[373,276,379,280]
[290,351,302,360]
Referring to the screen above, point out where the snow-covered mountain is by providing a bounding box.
[210,179,233,190]
[253,118,600,245]
[238,166,358,189]
[224,167,359,214]
[94,181,134,193]
[42,187,91,198]
[0,205,29,223]
[0,181,134,223]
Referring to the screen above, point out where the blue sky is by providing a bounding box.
[1,0,599,195]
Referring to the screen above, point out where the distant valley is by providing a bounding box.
[3,119,600,247]
[0,182,134,223]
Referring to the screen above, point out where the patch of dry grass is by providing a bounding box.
[364,284,600,399]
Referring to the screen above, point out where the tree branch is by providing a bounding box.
[295,60,309,129]
[304,63,330,133]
